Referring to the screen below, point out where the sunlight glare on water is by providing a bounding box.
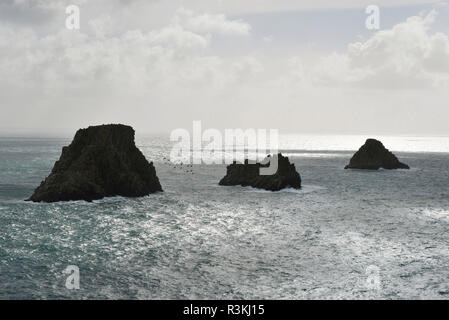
[1,134,449,299]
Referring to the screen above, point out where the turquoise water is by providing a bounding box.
[1,135,449,299]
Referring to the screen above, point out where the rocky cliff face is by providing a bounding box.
[27,124,162,202]
[345,139,410,170]
[219,153,301,191]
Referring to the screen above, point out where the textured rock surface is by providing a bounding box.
[27,124,162,202]
[219,153,301,191]
[345,139,410,170]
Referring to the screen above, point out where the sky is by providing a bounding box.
[1,0,449,136]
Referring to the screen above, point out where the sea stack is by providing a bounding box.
[345,139,409,170]
[27,124,162,202]
[219,153,301,191]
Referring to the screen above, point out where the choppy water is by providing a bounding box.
[1,135,449,299]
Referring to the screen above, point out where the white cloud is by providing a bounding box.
[0,5,449,135]
[0,7,262,133]
[88,14,113,39]
[173,7,251,36]
[147,25,211,49]
[309,10,449,89]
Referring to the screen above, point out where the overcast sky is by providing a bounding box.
[1,0,449,136]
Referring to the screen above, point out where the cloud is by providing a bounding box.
[147,25,211,49]
[173,7,251,36]
[0,6,261,133]
[0,6,252,91]
[310,10,449,89]
[0,5,448,135]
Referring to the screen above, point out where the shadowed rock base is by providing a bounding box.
[219,153,301,191]
[27,124,162,202]
[345,139,410,170]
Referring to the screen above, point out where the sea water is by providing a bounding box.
[1,134,449,299]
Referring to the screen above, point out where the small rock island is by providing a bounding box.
[345,138,410,170]
[219,153,301,191]
[27,124,162,202]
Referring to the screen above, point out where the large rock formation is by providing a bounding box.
[219,153,301,191]
[345,139,410,170]
[27,124,162,202]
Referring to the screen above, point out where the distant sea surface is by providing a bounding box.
[1,134,449,299]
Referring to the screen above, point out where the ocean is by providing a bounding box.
[1,134,449,299]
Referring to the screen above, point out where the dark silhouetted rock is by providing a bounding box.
[345,139,410,170]
[27,124,162,202]
[219,153,301,191]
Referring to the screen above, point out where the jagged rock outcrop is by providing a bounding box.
[27,124,162,202]
[345,139,410,170]
[219,153,301,191]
